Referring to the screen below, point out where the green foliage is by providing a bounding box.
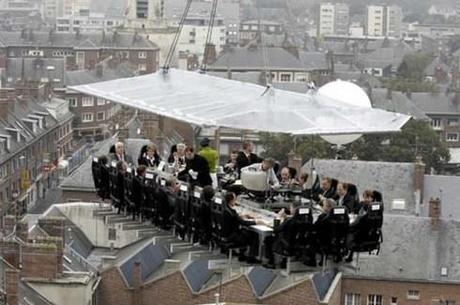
[384,78,439,93]
[397,53,433,81]
[259,120,450,173]
[259,133,334,164]
[347,120,450,172]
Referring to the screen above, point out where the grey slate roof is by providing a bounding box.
[0,99,58,163]
[209,47,305,71]
[298,51,329,71]
[312,269,338,300]
[302,159,416,214]
[410,92,460,115]
[60,138,151,191]
[247,266,277,297]
[349,215,460,282]
[423,174,460,221]
[0,31,159,50]
[424,56,450,76]
[119,242,170,288]
[4,57,66,87]
[369,88,429,120]
[59,138,115,192]
[183,259,215,293]
[360,42,413,69]
[64,61,138,87]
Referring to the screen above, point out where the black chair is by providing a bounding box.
[274,207,313,257]
[141,171,157,223]
[92,157,110,200]
[316,206,350,263]
[174,182,190,239]
[109,161,123,211]
[210,195,225,249]
[156,178,174,230]
[350,202,384,254]
[124,167,135,215]
[188,186,203,243]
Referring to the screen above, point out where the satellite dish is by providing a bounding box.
[317,80,372,145]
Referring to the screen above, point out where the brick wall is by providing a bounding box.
[22,243,60,279]
[38,217,65,241]
[341,277,460,305]
[5,268,19,305]
[100,267,323,305]
[0,241,20,269]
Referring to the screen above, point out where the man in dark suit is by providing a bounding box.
[178,146,212,187]
[111,142,134,165]
[235,140,263,176]
[263,202,300,268]
[222,192,263,263]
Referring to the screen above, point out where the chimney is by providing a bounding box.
[132,261,143,305]
[28,236,64,274]
[429,197,441,229]
[405,90,412,99]
[0,241,20,269]
[96,64,104,78]
[38,217,65,241]
[22,243,61,279]
[386,88,393,100]
[5,268,19,305]
[414,155,425,204]
[203,43,217,66]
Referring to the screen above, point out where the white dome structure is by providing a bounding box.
[317,80,372,145]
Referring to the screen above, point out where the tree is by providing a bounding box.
[259,120,450,173]
[259,133,335,165]
[397,53,433,81]
[346,120,450,173]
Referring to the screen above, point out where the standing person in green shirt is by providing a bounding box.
[199,138,219,188]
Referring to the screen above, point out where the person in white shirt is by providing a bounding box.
[241,158,280,187]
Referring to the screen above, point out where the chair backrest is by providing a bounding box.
[124,167,134,205]
[210,196,224,239]
[283,207,313,246]
[92,157,102,189]
[353,202,384,252]
[318,207,349,256]
[174,182,190,230]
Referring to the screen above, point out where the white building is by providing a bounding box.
[56,12,125,33]
[366,5,402,38]
[42,0,90,22]
[177,14,226,62]
[317,3,349,37]
[125,0,164,28]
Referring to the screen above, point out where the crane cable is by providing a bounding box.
[257,0,271,89]
[162,0,193,72]
[200,0,219,72]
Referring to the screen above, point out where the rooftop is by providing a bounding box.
[0,31,159,50]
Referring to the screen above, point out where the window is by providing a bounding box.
[81,113,93,122]
[368,295,382,305]
[67,98,77,107]
[345,294,361,305]
[447,118,458,126]
[446,133,459,142]
[97,112,105,121]
[407,290,420,300]
[440,301,456,305]
[138,51,147,59]
[82,97,94,107]
[97,98,105,106]
[391,297,398,305]
[431,118,442,128]
[280,74,292,82]
[138,64,147,71]
[120,51,129,59]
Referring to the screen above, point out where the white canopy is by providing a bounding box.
[69,69,411,135]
